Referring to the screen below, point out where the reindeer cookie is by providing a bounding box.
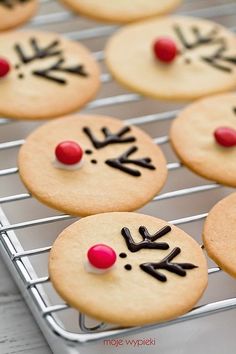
[49,212,208,326]
[106,16,236,100]
[203,193,236,279]
[59,0,182,24]
[0,31,100,119]
[0,0,37,31]
[170,93,236,187]
[18,115,167,216]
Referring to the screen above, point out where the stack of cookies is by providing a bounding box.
[1,0,236,328]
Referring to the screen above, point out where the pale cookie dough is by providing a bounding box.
[18,115,167,216]
[170,93,236,187]
[0,30,100,119]
[105,16,236,101]
[0,0,38,31]
[203,193,236,278]
[49,212,208,326]
[59,0,182,24]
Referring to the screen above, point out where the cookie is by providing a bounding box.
[18,115,167,216]
[59,0,182,24]
[203,193,236,278]
[0,30,100,120]
[170,93,236,187]
[49,212,208,326]
[105,16,236,101]
[0,0,37,31]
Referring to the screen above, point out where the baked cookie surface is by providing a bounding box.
[18,115,167,216]
[203,193,236,278]
[170,93,236,187]
[59,0,182,24]
[105,16,236,101]
[0,30,100,119]
[49,212,208,326]
[0,0,38,31]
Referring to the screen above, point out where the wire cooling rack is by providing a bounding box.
[1,0,236,353]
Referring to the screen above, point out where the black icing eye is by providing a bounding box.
[233,107,236,115]
[119,253,127,258]
[84,149,98,164]
[124,264,132,271]
[85,149,93,155]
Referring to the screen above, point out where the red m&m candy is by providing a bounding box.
[214,127,236,148]
[0,58,10,78]
[55,141,83,165]
[87,244,117,269]
[153,37,177,63]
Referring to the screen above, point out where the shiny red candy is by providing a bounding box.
[55,141,83,165]
[214,127,236,147]
[0,58,10,78]
[153,37,177,63]
[87,244,117,269]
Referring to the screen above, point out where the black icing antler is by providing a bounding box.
[14,38,89,85]
[140,247,198,282]
[121,225,171,252]
[105,146,155,177]
[0,0,13,8]
[15,38,62,64]
[173,25,221,51]
[32,58,88,85]
[83,126,136,149]
[201,43,236,73]
[173,24,236,73]
[0,0,29,8]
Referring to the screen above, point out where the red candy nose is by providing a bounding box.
[214,127,236,147]
[55,141,83,165]
[87,244,117,269]
[153,37,177,63]
[0,58,10,78]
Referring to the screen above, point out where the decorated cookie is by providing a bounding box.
[0,0,37,31]
[59,0,182,24]
[49,212,208,326]
[0,30,100,120]
[170,93,236,187]
[18,115,167,216]
[203,193,236,278]
[105,16,236,101]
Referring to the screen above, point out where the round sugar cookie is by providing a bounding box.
[203,193,236,278]
[105,16,236,101]
[170,93,236,187]
[49,212,208,326]
[59,0,182,24]
[18,115,167,216]
[0,30,100,120]
[0,0,38,31]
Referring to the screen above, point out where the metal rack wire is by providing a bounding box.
[1,0,236,351]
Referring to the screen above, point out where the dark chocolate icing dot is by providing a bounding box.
[119,253,127,258]
[18,73,24,79]
[91,159,97,164]
[85,149,93,155]
[15,64,20,69]
[124,264,132,271]
[185,58,192,64]
[233,107,236,115]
